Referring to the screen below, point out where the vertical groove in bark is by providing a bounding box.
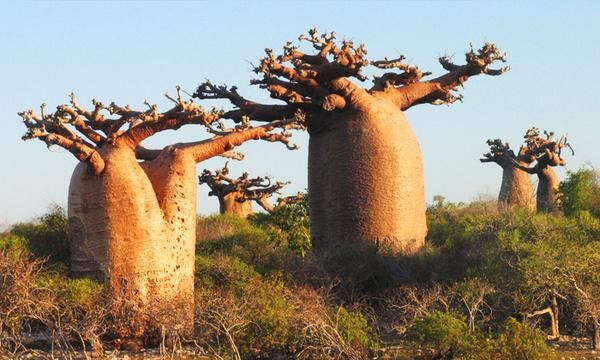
[498,161,536,211]
[139,148,198,335]
[68,162,109,281]
[68,143,197,337]
[536,167,561,214]
[218,191,254,218]
[309,97,427,254]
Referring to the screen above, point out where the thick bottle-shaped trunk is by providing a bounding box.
[68,143,196,339]
[309,97,426,254]
[498,161,536,211]
[218,191,254,218]
[536,167,561,213]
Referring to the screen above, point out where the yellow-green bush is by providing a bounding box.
[10,205,69,268]
[333,305,376,353]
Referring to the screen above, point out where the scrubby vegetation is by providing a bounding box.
[2,168,600,359]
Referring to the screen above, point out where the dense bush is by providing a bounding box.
[492,317,552,360]
[195,216,376,359]
[406,312,551,360]
[333,305,376,352]
[560,167,600,217]
[11,205,69,267]
[250,194,311,257]
[4,192,600,357]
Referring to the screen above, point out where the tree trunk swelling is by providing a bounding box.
[537,167,561,213]
[68,143,196,340]
[309,96,426,254]
[219,191,254,218]
[498,161,536,211]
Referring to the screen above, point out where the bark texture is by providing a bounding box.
[21,89,301,343]
[194,29,508,255]
[498,162,536,210]
[219,191,254,218]
[536,167,562,214]
[69,144,196,338]
[309,98,426,253]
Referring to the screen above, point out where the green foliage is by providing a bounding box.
[250,194,311,256]
[333,306,376,352]
[60,278,103,308]
[406,312,552,360]
[405,311,472,353]
[0,234,30,257]
[195,254,259,290]
[197,214,253,243]
[492,317,552,360]
[11,205,69,267]
[195,253,301,357]
[238,277,298,357]
[198,215,298,275]
[560,167,600,217]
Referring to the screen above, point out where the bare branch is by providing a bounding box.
[194,81,299,122]
[199,163,289,213]
[480,138,514,166]
[520,127,572,169]
[382,43,509,110]
[178,116,302,163]
[19,107,105,175]
[371,56,432,90]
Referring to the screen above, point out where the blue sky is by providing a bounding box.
[1,1,599,226]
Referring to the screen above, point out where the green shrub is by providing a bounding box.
[11,205,69,267]
[197,215,296,275]
[333,306,376,352]
[197,214,255,243]
[60,278,103,308]
[238,278,298,357]
[405,311,473,353]
[491,317,552,360]
[0,234,30,257]
[560,167,600,217]
[195,254,259,290]
[250,194,311,257]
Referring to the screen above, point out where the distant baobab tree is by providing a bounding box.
[194,28,508,254]
[513,127,573,213]
[481,139,536,211]
[199,162,289,217]
[19,87,301,342]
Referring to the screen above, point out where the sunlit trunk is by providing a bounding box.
[219,191,254,218]
[309,96,427,254]
[68,143,196,342]
[498,161,536,211]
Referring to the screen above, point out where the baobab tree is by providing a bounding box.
[199,162,288,217]
[194,29,508,254]
[19,87,301,342]
[480,139,536,211]
[513,127,573,213]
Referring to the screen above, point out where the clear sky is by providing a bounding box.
[1,1,599,226]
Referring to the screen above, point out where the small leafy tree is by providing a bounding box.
[251,193,311,256]
[559,167,600,217]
